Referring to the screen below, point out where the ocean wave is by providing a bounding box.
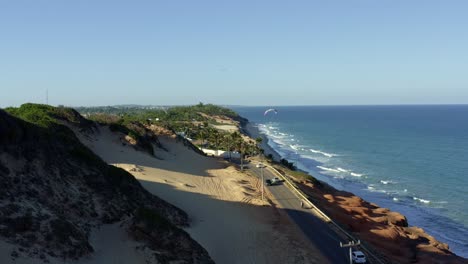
[290,144,307,152]
[380,180,397,185]
[309,148,336,158]
[317,166,341,173]
[413,197,431,204]
[432,201,449,204]
[337,167,349,173]
[316,165,365,179]
[367,187,387,193]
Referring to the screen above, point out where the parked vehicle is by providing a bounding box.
[351,251,366,263]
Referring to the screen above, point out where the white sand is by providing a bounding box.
[80,126,327,264]
[211,124,239,132]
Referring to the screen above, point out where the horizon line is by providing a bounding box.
[2,102,468,109]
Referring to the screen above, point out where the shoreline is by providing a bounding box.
[241,118,466,263]
[241,121,283,162]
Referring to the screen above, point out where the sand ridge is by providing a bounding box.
[76,125,327,264]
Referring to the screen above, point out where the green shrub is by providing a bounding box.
[127,131,139,140]
[289,170,322,187]
[280,158,296,170]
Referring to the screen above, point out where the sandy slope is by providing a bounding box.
[1,220,156,264]
[77,126,327,264]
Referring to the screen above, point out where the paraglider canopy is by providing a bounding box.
[264,108,278,116]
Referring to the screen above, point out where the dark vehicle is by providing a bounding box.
[265,177,281,186]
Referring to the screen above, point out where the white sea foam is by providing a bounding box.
[290,144,299,150]
[350,172,363,177]
[413,197,431,204]
[337,167,349,173]
[317,166,341,173]
[393,197,399,202]
[370,189,387,193]
[433,201,448,204]
[309,148,336,158]
[380,180,396,185]
[366,185,387,193]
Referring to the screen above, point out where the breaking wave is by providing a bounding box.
[309,148,336,158]
[317,166,341,173]
[413,197,431,204]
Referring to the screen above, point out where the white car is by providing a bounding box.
[352,251,366,263]
[271,177,281,183]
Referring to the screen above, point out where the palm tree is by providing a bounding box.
[230,132,244,164]
[198,125,206,147]
[255,137,263,156]
[209,128,221,155]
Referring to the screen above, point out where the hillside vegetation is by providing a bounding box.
[0,104,213,263]
[77,103,259,158]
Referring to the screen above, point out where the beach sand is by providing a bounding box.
[75,126,327,264]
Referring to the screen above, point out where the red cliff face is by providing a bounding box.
[297,180,466,264]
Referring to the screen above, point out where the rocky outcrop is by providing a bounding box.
[297,180,466,263]
[0,106,213,263]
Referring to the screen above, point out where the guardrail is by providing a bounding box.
[259,163,387,264]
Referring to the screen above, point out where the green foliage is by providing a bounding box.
[87,113,121,125]
[288,170,321,185]
[4,103,85,143]
[76,104,255,155]
[5,103,88,128]
[77,103,238,124]
[280,158,296,170]
[127,131,138,140]
[5,104,59,128]
[135,207,173,231]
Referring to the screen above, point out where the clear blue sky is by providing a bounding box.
[1,0,467,107]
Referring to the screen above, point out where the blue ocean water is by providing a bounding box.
[232,105,468,257]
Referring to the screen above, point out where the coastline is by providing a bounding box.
[242,121,282,162]
[241,118,467,263]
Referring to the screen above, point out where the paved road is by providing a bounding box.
[247,163,351,264]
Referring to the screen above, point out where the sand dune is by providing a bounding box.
[77,126,326,264]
